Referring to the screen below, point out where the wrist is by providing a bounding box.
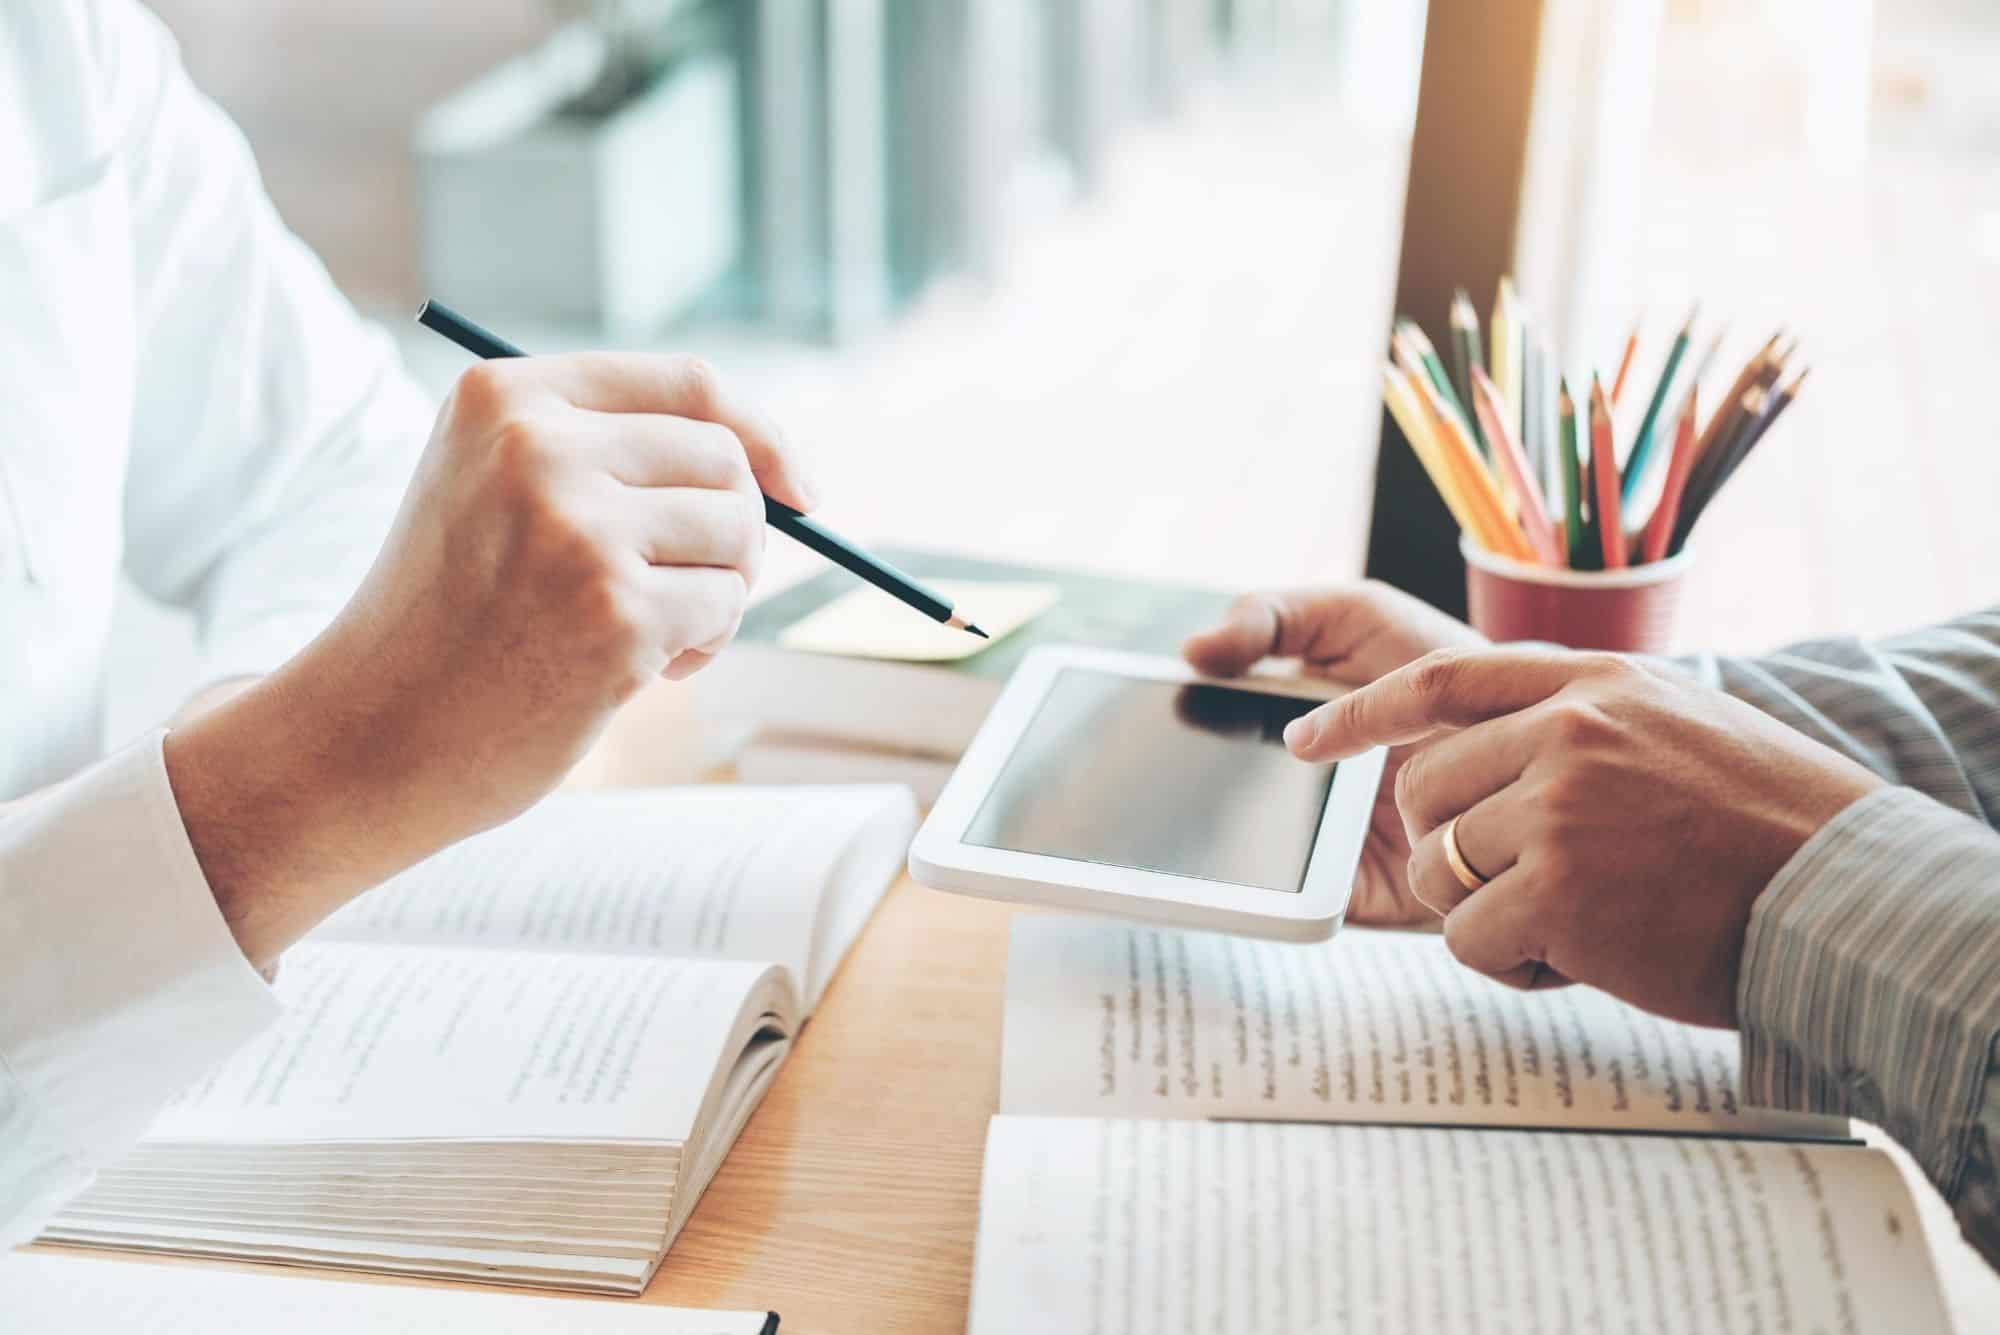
[161,652,435,967]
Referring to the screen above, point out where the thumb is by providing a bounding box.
[1183,584,1468,684]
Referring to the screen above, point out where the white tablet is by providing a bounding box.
[908,647,1385,941]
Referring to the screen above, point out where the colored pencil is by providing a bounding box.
[1672,365,1808,553]
[1393,323,1472,434]
[1725,365,1807,483]
[1385,365,1527,562]
[1576,444,1602,572]
[1648,323,1729,487]
[1521,334,1544,481]
[1639,387,1699,563]
[1449,290,1488,457]
[1674,384,1767,550]
[1382,366,1477,536]
[1491,278,1520,445]
[1392,361,1504,555]
[1609,319,1641,406]
[1404,362,1535,562]
[1393,331,1529,553]
[1384,290,1806,571]
[1619,303,1698,504]
[1557,378,1585,565]
[1471,368,1563,564]
[1588,377,1627,568]
[1686,323,1730,387]
[1694,329,1784,465]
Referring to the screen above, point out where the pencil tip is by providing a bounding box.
[967,624,990,640]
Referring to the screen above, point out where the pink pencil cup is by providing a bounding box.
[1461,536,1691,653]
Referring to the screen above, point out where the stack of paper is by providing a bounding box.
[42,945,792,1292]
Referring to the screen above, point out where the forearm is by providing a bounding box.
[161,646,467,970]
[1738,785,2000,1267]
[1677,608,2000,821]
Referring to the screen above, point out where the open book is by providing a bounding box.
[1,1251,778,1334]
[970,916,1954,1332]
[38,785,917,1295]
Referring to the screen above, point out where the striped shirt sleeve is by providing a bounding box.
[1676,606,2000,1268]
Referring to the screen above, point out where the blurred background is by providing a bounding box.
[111,0,2000,735]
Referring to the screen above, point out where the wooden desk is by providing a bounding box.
[644,876,1016,1334]
[632,893,2000,1335]
[578,686,2000,1334]
[34,683,2000,1333]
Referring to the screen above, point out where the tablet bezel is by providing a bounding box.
[908,646,1386,941]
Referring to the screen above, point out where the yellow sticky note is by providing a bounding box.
[779,581,1059,662]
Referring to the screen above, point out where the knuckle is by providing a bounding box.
[1581,651,1644,685]
[1541,695,1615,749]
[1407,648,1468,703]
[672,356,722,416]
[678,571,748,649]
[1439,912,1480,967]
[1524,868,1585,951]
[452,361,517,417]
[715,427,757,491]
[735,493,766,570]
[1524,843,1576,894]
[719,567,751,618]
[490,414,558,489]
[573,562,643,651]
[675,419,752,491]
[1392,750,1428,815]
[1534,768,1595,822]
[1226,590,1271,621]
[1320,693,1363,742]
[1354,579,1400,617]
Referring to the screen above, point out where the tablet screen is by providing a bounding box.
[963,668,1338,892]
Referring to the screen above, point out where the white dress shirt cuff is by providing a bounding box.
[0,730,278,1238]
[1736,784,2000,1197]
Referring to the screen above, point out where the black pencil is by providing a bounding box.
[415,300,987,638]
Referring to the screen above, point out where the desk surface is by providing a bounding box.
[645,876,1016,1334]
[36,687,2000,1333]
[635,884,2000,1335]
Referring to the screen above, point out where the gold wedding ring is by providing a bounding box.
[1442,815,1490,893]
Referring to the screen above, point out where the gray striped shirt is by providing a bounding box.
[1682,608,2000,1268]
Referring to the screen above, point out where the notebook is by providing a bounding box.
[968,916,1953,1333]
[1,1251,778,1333]
[37,785,917,1295]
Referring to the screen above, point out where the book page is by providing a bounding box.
[1003,916,1843,1138]
[312,786,912,1006]
[970,1116,1951,1335]
[143,943,788,1143]
[0,1252,774,1334]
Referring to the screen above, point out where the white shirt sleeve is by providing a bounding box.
[93,0,432,686]
[0,731,279,1247]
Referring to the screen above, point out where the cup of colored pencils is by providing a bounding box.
[1382,280,1807,652]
